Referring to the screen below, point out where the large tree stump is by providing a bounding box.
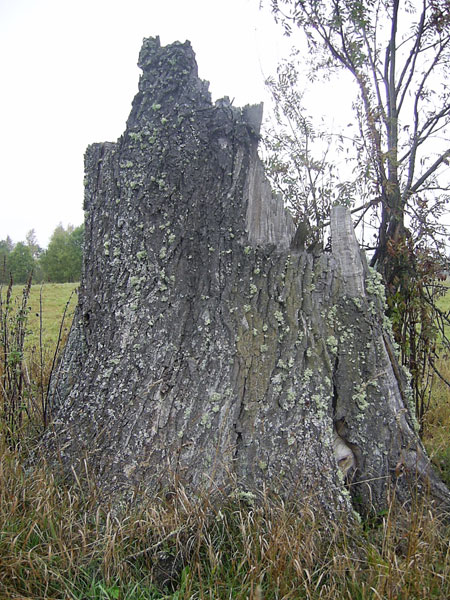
[47,38,450,517]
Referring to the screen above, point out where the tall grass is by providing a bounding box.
[0,281,77,444]
[423,356,450,487]
[0,275,33,444]
[0,442,449,599]
[1,283,450,599]
[422,281,450,487]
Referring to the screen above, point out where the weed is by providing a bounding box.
[0,280,77,446]
[0,275,33,446]
[0,283,449,599]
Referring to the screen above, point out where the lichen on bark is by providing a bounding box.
[45,37,450,518]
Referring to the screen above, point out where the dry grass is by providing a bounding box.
[1,283,450,599]
[0,439,449,599]
[1,440,449,598]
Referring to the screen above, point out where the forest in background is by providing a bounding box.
[0,223,83,284]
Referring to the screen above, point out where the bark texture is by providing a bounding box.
[46,37,450,517]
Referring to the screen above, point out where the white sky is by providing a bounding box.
[1,0,301,247]
[1,0,447,250]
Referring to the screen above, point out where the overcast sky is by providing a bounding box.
[1,0,301,247]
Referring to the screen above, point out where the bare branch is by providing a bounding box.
[397,1,427,113]
[429,359,450,389]
[410,149,450,195]
[403,45,449,191]
[361,21,388,127]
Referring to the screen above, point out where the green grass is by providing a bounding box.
[422,280,450,486]
[437,279,450,342]
[439,286,450,312]
[0,283,449,599]
[0,282,78,440]
[1,281,78,383]
[423,358,450,486]
[1,281,78,353]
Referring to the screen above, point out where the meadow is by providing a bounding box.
[0,282,449,599]
[423,283,450,489]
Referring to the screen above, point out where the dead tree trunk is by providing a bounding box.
[46,37,450,517]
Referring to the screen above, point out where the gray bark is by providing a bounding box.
[45,37,450,517]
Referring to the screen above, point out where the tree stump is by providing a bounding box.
[46,37,450,517]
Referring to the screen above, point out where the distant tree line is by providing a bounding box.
[0,224,84,284]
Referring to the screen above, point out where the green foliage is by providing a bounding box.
[386,255,450,428]
[263,59,368,246]
[40,223,84,282]
[1,223,83,284]
[0,239,12,284]
[6,242,35,284]
[264,64,335,241]
[25,228,42,259]
[423,284,450,485]
[0,235,41,284]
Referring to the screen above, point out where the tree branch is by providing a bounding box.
[397,1,427,113]
[409,149,450,195]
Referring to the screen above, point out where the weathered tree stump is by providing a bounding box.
[46,37,450,517]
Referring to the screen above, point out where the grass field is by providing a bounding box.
[1,281,78,351]
[0,281,79,444]
[422,281,450,487]
[1,282,449,599]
